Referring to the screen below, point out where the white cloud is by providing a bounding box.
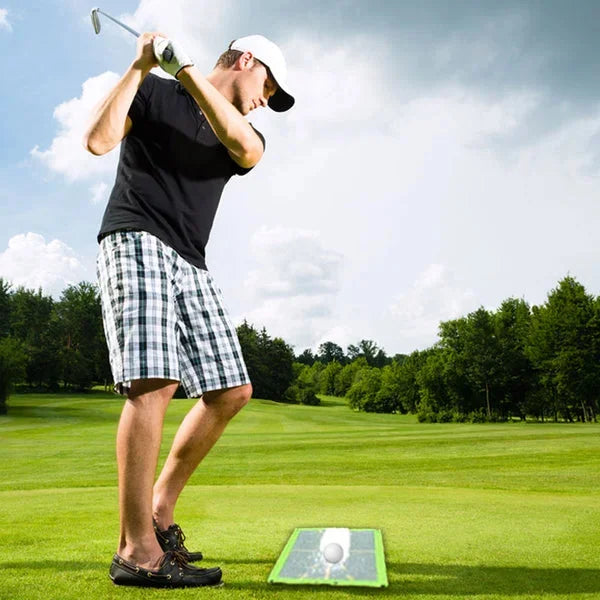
[280,33,385,129]
[90,181,109,205]
[245,227,343,298]
[0,234,89,298]
[388,264,477,345]
[0,8,12,32]
[31,72,121,182]
[240,226,344,349]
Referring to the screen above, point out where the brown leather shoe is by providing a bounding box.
[109,551,221,588]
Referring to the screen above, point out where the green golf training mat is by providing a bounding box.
[268,528,388,587]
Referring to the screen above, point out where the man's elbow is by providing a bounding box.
[82,131,115,156]
[235,137,264,169]
[83,134,105,156]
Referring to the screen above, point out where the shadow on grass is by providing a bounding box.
[2,560,598,596]
[0,561,106,571]
[240,561,600,596]
[385,562,600,595]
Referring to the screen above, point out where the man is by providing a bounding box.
[83,31,294,588]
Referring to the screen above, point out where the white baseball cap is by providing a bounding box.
[230,34,295,112]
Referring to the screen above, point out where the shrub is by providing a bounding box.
[282,385,300,404]
[300,389,320,405]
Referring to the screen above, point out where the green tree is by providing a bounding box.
[0,278,11,338]
[394,349,431,413]
[296,348,316,366]
[317,342,346,365]
[264,336,295,400]
[237,320,263,390]
[288,362,322,405]
[28,312,63,390]
[393,353,408,365]
[0,337,27,414]
[335,357,368,396]
[372,363,403,413]
[527,277,599,422]
[319,360,343,394]
[494,298,536,420]
[347,366,382,411]
[9,287,53,345]
[55,282,106,390]
[237,322,295,401]
[416,348,454,422]
[296,361,324,393]
[437,318,479,416]
[8,286,58,389]
[463,307,501,419]
[347,340,385,367]
[373,349,390,368]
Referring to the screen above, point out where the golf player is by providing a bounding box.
[83,31,294,588]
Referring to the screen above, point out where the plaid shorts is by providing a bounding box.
[96,230,250,398]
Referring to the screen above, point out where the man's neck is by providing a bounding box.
[205,70,232,104]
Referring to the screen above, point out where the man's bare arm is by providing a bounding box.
[176,66,264,169]
[82,33,158,156]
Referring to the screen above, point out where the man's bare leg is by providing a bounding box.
[152,383,252,529]
[116,378,179,569]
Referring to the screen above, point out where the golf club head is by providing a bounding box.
[91,8,101,34]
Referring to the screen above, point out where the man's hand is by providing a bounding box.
[153,36,194,77]
[132,32,161,73]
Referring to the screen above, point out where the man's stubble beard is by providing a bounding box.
[230,80,249,115]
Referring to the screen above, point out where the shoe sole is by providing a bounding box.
[110,575,224,588]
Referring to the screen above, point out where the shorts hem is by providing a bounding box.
[113,374,181,396]
[112,376,251,398]
[181,375,252,399]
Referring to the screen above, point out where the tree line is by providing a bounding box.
[238,276,599,423]
[0,279,111,412]
[0,275,598,422]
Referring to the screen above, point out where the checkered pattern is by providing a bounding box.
[96,230,250,397]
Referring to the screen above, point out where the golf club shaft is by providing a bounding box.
[97,9,140,37]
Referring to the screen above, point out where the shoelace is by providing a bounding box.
[165,549,190,568]
[172,526,189,553]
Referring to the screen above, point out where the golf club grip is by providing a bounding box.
[164,46,173,62]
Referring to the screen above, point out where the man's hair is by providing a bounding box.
[214,40,267,71]
[214,41,243,69]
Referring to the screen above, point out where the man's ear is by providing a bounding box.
[236,51,255,71]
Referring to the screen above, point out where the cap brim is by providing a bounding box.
[269,88,295,112]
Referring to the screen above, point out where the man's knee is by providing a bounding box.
[236,383,253,410]
[204,383,252,418]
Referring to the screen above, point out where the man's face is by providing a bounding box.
[231,57,278,116]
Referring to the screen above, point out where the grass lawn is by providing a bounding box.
[0,392,599,600]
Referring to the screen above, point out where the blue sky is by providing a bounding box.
[1,0,600,356]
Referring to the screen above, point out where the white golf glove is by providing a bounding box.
[153,36,193,77]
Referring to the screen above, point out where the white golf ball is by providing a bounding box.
[322,542,344,563]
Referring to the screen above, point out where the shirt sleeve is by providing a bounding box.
[128,73,157,126]
[233,125,266,176]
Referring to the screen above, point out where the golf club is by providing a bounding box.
[91,8,139,37]
[90,7,173,62]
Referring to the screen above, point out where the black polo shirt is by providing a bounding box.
[97,73,264,270]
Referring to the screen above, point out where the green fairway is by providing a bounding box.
[1,392,599,600]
